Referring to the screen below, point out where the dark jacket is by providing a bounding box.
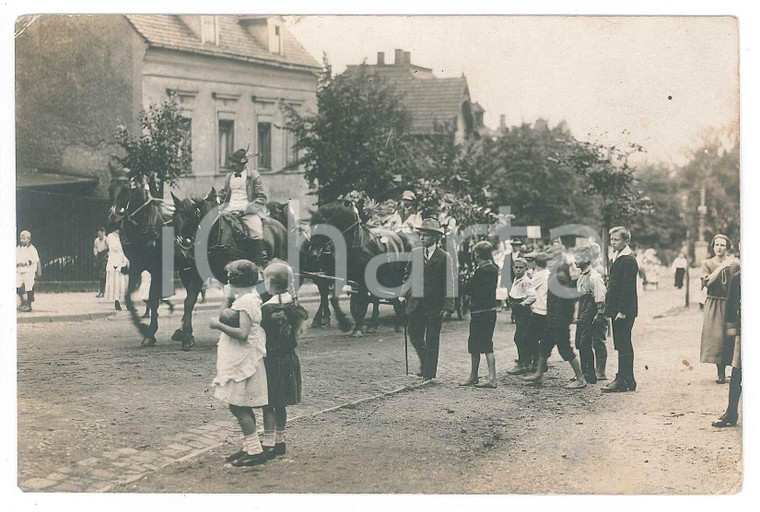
[401,246,456,316]
[606,250,639,318]
[726,270,741,336]
[469,260,499,313]
[219,168,268,216]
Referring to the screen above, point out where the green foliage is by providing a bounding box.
[283,60,412,204]
[629,163,687,254]
[115,95,192,196]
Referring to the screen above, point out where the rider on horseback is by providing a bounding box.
[219,148,269,267]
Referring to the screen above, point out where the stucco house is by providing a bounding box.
[16,14,320,206]
[345,49,489,143]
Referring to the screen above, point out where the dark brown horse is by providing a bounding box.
[307,202,407,337]
[170,189,288,345]
[107,176,191,348]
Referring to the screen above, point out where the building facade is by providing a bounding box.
[16,14,320,208]
[346,49,489,143]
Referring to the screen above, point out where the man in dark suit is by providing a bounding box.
[603,226,639,392]
[400,218,456,381]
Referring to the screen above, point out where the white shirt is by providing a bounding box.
[531,268,549,315]
[424,245,436,262]
[228,173,249,210]
[577,266,607,303]
[672,256,688,269]
[17,244,40,274]
[106,232,129,268]
[611,245,632,263]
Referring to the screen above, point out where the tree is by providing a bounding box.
[678,133,740,247]
[284,60,412,204]
[115,95,192,197]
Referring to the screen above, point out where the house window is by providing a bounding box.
[179,117,192,161]
[219,119,234,169]
[257,122,272,171]
[201,16,218,44]
[285,129,299,169]
[270,24,282,54]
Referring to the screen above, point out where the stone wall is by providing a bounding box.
[15,15,146,198]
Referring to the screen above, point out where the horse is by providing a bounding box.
[307,201,407,337]
[106,176,192,349]
[170,189,289,345]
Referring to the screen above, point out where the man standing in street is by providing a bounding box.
[603,226,639,393]
[400,218,456,381]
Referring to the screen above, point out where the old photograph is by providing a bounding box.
[7,10,744,498]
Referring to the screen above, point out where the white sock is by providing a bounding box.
[262,430,276,448]
[275,430,286,444]
[244,434,263,455]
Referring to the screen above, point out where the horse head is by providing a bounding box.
[107,168,135,233]
[172,188,218,252]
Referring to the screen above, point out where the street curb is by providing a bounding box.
[17,294,342,325]
[99,378,432,492]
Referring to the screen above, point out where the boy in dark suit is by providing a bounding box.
[603,226,639,392]
[460,241,500,388]
[400,218,456,381]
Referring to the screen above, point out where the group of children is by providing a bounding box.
[461,239,609,390]
[210,259,307,467]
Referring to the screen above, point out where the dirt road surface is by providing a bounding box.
[17,279,741,494]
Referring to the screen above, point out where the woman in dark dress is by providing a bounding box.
[260,261,307,458]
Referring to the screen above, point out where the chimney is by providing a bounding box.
[395,49,404,65]
[500,115,506,130]
[377,52,385,65]
[404,51,411,64]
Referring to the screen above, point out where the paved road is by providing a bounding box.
[17,277,741,493]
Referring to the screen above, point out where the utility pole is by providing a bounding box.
[681,192,690,307]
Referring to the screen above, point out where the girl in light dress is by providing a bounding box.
[209,259,269,467]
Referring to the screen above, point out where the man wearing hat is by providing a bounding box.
[400,218,456,381]
[219,148,269,266]
[399,190,423,232]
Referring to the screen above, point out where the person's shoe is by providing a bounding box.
[474,381,497,389]
[225,449,247,463]
[712,412,738,428]
[19,303,32,312]
[96,293,104,298]
[273,443,286,456]
[716,376,727,384]
[585,373,598,385]
[459,378,479,386]
[507,365,530,375]
[115,300,122,311]
[626,377,637,391]
[262,446,277,460]
[564,379,587,389]
[142,310,150,319]
[230,452,268,467]
[601,375,630,393]
[521,372,542,382]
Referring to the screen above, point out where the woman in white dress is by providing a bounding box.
[104,230,129,310]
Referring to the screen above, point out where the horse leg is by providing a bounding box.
[144,273,160,346]
[312,278,330,328]
[365,298,380,334]
[330,293,351,333]
[173,269,200,350]
[350,294,369,338]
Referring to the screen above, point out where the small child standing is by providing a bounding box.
[16,230,40,312]
[460,241,500,388]
[260,261,307,458]
[573,244,608,384]
[209,259,269,467]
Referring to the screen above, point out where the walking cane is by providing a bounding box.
[404,320,409,376]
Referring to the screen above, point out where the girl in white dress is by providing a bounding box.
[104,230,129,310]
[209,259,269,467]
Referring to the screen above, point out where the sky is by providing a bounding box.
[284,16,738,165]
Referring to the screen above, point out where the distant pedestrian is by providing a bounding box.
[505,257,536,375]
[712,269,741,427]
[260,262,307,458]
[603,226,639,393]
[400,218,456,381]
[699,234,740,384]
[209,260,269,467]
[93,227,108,298]
[672,252,688,289]
[104,229,129,311]
[16,230,40,312]
[459,241,499,388]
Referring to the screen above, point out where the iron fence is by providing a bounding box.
[16,189,110,283]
